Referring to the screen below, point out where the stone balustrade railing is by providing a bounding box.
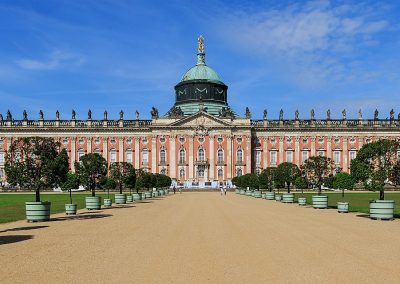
[0,119,153,128]
[250,119,400,128]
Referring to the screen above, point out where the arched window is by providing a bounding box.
[237,149,243,162]
[126,149,132,163]
[198,168,205,177]
[217,149,224,163]
[160,149,166,163]
[179,149,186,164]
[236,168,243,177]
[218,168,223,178]
[142,149,148,164]
[180,168,185,178]
[198,148,205,161]
[110,149,117,163]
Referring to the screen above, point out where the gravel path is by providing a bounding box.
[0,192,399,283]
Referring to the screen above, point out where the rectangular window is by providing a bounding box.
[270,151,277,165]
[255,151,261,164]
[334,151,341,164]
[302,151,309,163]
[286,151,293,163]
[0,152,4,165]
[110,151,117,163]
[349,151,356,161]
[126,151,132,163]
[318,151,324,157]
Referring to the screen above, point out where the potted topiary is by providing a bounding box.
[61,173,80,215]
[102,177,116,207]
[294,176,308,206]
[5,138,69,222]
[302,156,334,209]
[333,172,354,213]
[259,167,276,200]
[75,153,108,210]
[351,139,398,220]
[275,162,299,203]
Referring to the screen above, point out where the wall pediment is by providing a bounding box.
[169,111,232,128]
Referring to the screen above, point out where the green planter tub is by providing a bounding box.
[126,195,133,202]
[245,191,253,196]
[115,194,127,204]
[240,189,246,195]
[261,193,266,199]
[141,192,146,200]
[275,195,282,201]
[85,196,101,210]
[152,191,157,197]
[145,192,152,199]
[253,190,262,198]
[312,195,328,209]
[265,192,275,200]
[369,200,395,220]
[235,189,240,194]
[104,198,112,207]
[337,202,349,213]
[298,197,307,206]
[282,193,294,203]
[159,190,164,195]
[26,201,51,222]
[65,204,77,215]
[132,193,141,201]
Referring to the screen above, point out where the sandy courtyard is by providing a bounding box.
[0,192,399,283]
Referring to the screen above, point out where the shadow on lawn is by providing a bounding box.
[0,235,33,245]
[50,214,112,222]
[0,225,48,234]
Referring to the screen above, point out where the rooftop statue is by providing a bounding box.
[219,106,234,118]
[72,110,76,120]
[263,109,267,120]
[198,35,204,53]
[342,109,346,120]
[168,106,184,118]
[135,110,139,120]
[151,107,159,119]
[56,110,60,120]
[279,109,283,121]
[374,109,379,120]
[295,110,299,120]
[390,109,394,120]
[245,107,251,119]
[311,109,315,120]
[23,110,27,120]
[88,110,92,120]
[119,110,124,120]
[358,109,362,120]
[39,110,44,120]
[104,110,108,120]
[327,109,331,120]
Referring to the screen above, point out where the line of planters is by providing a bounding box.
[233,139,400,220]
[4,137,172,222]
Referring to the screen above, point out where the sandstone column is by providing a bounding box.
[189,135,194,179]
[209,136,214,179]
[134,137,140,169]
[151,135,157,173]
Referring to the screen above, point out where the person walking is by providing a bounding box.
[224,184,227,196]
[173,185,176,194]
[220,184,223,196]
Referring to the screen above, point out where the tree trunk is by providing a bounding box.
[69,189,72,204]
[35,188,40,202]
[342,188,344,199]
[318,184,322,195]
[287,182,290,193]
[119,183,122,194]
[91,182,95,197]
[380,190,384,200]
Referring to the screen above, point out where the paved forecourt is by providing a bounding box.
[0,192,399,283]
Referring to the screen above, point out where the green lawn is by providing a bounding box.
[0,192,135,224]
[291,192,400,217]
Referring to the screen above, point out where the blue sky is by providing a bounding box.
[1,0,400,120]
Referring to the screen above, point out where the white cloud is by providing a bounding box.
[16,50,84,70]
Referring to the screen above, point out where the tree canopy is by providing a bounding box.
[109,162,136,194]
[302,156,333,195]
[333,172,354,198]
[259,167,276,191]
[274,162,300,193]
[5,137,69,202]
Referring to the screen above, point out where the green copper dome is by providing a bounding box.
[181,64,223,84]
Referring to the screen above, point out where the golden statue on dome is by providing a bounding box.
[198,35,204,53]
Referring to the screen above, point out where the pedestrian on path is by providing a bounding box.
[220,185,224,196]
[173,186,176,194]
[223,185,227,196]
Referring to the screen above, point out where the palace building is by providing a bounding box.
[0,36,399,188]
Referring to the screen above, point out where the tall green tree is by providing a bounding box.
[302,156,333,195]
[109,162,135,194]
[74,153,108,197]
[274,162,300,193]
[294,176,308,195]
[61,173,80,204]
[259,167,276,192]
[350,139,399,200]
[333,172,354,198]
[5,137,69,202]
[136,170,152,191]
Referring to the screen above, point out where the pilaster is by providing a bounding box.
[245,135,250,174]
[169,135,176,179]
[189,135,194,179]
[342,137,348,171]
[71,137,76,172]
[209,136,214,179]
[134,137,140,169]
[151,135,157,173]
[294,137,300,167]
[119,137,124,163]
